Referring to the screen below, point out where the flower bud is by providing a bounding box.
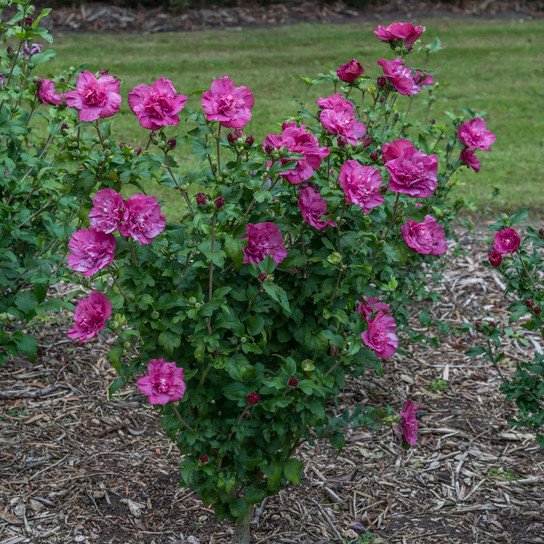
[24,16,33,27]
[245,135,255,147]
[430,119,436,125]
[241,337,247,344]
[189,297,197,305]
[227,132,238,145]
[61,123,69,133]
[379,185,388,195]
[199,454,209,464]
[488,251,502,268]
[214,196,225,209]
[370,151,379,161]
[196,193,207,206]
[379,96,386,104]
[474,320,483,331]
[7,46,14,57]
[525,299,535,309]
[134,147,142,155]
[166,137,177,150]
[119,142,130,150]
[258,272,267,282]
[151,311,160,320]
[288,377,299,387]
[377,76,387,89]
[337,135,349,148]
[264,143,275,155]
[535,306,542,316]
[378,240,386,248]
[361,135,373,148]
[539,229,544,239]
[123,342,131,350]
[98,69,109,76]
[246,392,259,405]
[157,141,167,151]
[150,131,158,144]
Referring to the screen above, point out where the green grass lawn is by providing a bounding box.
[43,18,544,217]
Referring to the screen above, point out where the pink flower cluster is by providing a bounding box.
[68,190,165,276]
[263,122,329,185]
[401,215,447,255]
[137,359,186,405]
[67,291,111,345]
[317,93,366,145]
[377,58,420,96]
[458,117,496,172]
[298,186,336,230]
[241,222,287,266]
[384,139,438,198]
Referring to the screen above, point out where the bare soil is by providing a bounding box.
[1,225,544,544]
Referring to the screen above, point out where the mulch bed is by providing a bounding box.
[1,224,544,544]
[33,1,544,35]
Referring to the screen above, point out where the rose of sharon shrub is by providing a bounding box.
[49,14,492,540]
[67,292,112,345]
[128,77,187,130]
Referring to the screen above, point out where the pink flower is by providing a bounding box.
[457,117,496,151]
[36,78,63,105]
[336,59,364,82]
[316,93,353,112]
[381,138,414,162]
[298,186,336,230]
[460,148,480,172]
[401,215,447,255]
[262,122,329,185]
[67,228,115,277]
[493,228,521,254]
[338,160,384,212]
[357,297,391,319]
[374,22,424,47]
[67,291,111,345]
[89,189,124,234]
[241,222,287,266]
[64,70,121,122]
[319,98,366,145]
[385,145,438,198]
[137,359,186,405]
[414,70,434,86]
[362,311,398,359]
[247,392,260,405]
[201,76,254,128]
[489,250,503,267]
[128,77,187,131]
[120,194,165,245]
[377,58,420,96]
[22,42,42,59]
[400,399,421,446]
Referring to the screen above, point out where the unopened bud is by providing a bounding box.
[379,96,386,104]
[196,193,207,206]
[337,135,349,148]
[258,272,267,282]
[189,297,197,305]
[377,76,387,89]
[199,454,209,464]
[24,16,33,27]
[61,123,69,133]
[134,147,142,155]
[166,137,177,150]
[264,144,275,155]
[245,135,254,147]
[370,151,379,161]
[361,135,373,148]
[150,311,160,320]
[535,306,542,316]
[98,69,109,76]
[214,196,225,209]
[526,299,535,309]
[227,132,238,145]
[246,392,259,405]
[430,119,436,125]
[288,377,299,387]
[539,229,544,239]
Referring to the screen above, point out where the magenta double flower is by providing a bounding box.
[67,291,111,345]
[336,59,364,83]
[338,160,384,213]
[36,78,64,105]
[374,22,424,48]
[493,228,521,254]
[65,70,121,122]
[241,222,287,266]
[377,58,420,96]
[361,311,399,359]
[67,228,116,277]
[128,77,187,131]
[458,117,496,151]
[297,186,336,230]
[384,140,438,198]
[401,215,447,255]
[263,122,329,185]
[137,359,186,405]
[202,76,254,128]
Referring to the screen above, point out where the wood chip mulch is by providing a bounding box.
[1,224,544,544]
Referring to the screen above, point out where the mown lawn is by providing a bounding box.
[42,18,544,217]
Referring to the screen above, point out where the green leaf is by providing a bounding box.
[107,347,123,373]
[108,377,125,397]
[465,346,486,357]
[158,330,181,354]
[283,459,303,485]
[263,283,290,313]
[17,333,38,361]
[509,208,529,226]
[229,498,248,520]
[15,291,38,316]
[224,235,244,269]
[244,485,265,505]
